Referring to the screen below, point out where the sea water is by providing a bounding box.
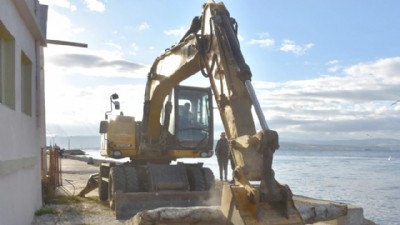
[273,148,399,225]
[83,148,399,225]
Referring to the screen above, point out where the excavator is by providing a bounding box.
[97,2,305,224]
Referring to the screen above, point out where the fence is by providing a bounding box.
[42,146,62,191]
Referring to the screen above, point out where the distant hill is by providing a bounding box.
[322,138,400,148]
[280,138,400,151]
[49,135,400,151]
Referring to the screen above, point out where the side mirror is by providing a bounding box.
[114,101,120,110]
[99,121,108,134]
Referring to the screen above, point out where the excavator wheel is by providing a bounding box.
[202,167,215,190]
[187,167,206,191]
[123,166,139,192]
[109,166,125,210]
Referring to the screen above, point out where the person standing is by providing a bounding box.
[215,132,229,181]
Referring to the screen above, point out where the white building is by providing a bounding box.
[0,0,48,224]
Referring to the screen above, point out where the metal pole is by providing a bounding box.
[46,39,88,48]
[245,80,269,130]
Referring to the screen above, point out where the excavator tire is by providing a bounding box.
[123,166,139,192]
[109,166,125,210]
[202,167,215,190]
[98,179,108,201]
[187,167,206,191]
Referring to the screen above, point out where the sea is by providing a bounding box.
[81,147,399,225]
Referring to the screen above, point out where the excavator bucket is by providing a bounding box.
[115,190,220,220]
[221,184,304,225]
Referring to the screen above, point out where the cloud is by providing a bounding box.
[328,60,339,65]
[44,31,400,142]
[280,40,314,55]
[247,33,275,48]
[44,45,149,79]
[138,22,150,31]
[327,60,341,72]
[247,38,275,48]
[46,84,146,136]
[252,57,400,140]
[83,0,105,12]
[164,27,187,37]
[345,57,400,83]
[46,8,85,40]
[105,41,122,50]
[44,47,148,136]
[129,42,139,55]
[40,0,77,11]
[246,34,313,55]
[237,34,244,42]
[270,116,400,141]
[49,53,146,76]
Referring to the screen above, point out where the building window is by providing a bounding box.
[21,51,32,116]
[0,21,16,110]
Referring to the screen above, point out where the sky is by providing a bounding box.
[41,0,400,142]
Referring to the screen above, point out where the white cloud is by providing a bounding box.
[328,66,340,73]
[328,60,339,65]
[247,38,275,48]
[44,45,149,79]
[44,32,400,141]
[83,0,105,12]
[105,41,122,50]
[129,42,139,55]
[344,57,400,83]
[252,57,400,140]
[138,22,150,31]
[164,27,187,37]
[46,84,146,136]
[247,33,274,48]
[327,60,341,72]
[46,8,85,40]
[40,0,77,11]
[237,34,244,42]
[280,40,314,55]
[44,46,148,136]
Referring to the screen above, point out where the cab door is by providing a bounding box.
[173,86,213,151]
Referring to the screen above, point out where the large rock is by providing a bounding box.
[294,195,348,224]
[124,196,370,225]
[125,206,231,225]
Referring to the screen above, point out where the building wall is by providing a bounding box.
[0,0,47,224]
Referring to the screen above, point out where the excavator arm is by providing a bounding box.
[141,2,304,224]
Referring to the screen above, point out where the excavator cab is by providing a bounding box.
[173,85,213,151]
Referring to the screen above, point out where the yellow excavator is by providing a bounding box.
[98,2,304,224]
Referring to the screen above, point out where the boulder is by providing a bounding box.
[125,206,231,225]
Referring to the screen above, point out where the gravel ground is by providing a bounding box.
[32,156,376,225]
[32,157,223,225]
[32,202,125,225]
[32,157,126,225]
